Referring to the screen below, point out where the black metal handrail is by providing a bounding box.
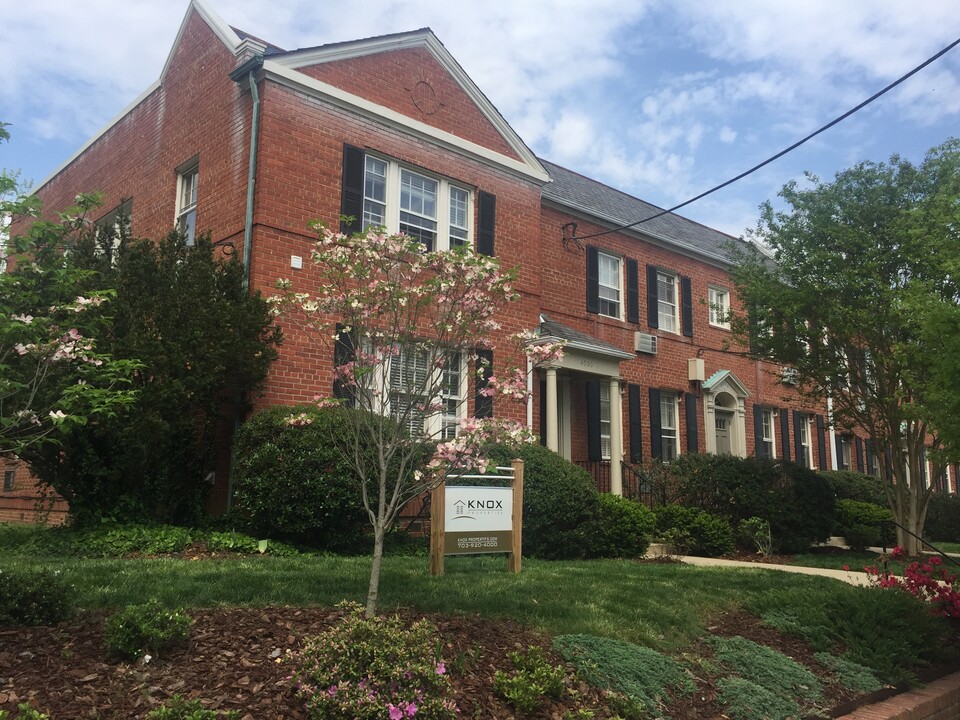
[879,518,960,569]
[620,461,656,509]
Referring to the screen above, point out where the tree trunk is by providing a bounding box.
[365,523,386,618]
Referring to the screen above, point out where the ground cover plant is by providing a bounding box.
[2,524,959,718]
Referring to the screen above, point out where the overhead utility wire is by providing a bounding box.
[567,35,960,244]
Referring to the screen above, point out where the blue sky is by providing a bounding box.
[3,0,958,238]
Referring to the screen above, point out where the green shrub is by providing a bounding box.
[290,602,457,720]
[105,600,191,661]
[738,517,772,555]
[0,567,75,626]
[486,444,603,559]
[588,494,655,558]
[232,406,375,552]
[814,652,883,694]
[924,493,960,543]
[147,696,240,719]
[653,504,734,557]
[821,470,886,505]
[205,531,300,557]
[709,635,821,702]
[493,646,566,713]
[716,677,800,720]
[665,454,835,553]
[835,499,892,550]
[553,634,693,716]
[0,705,50,720]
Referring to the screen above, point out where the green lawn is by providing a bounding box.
[787,550,909,576]
[929,540,960,554]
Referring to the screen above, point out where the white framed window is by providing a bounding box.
[598,251,622,319]
[799,415,813,467]
[362,155,472,252]
[661,392,679,461]
[3,469,14,492]
[838,435,852,471]
[176,163,198,246]
[708,286,730,329]
[761,409,776,459]
[599,383,612,459]
[657,271,678,333]
[384,347,466,440]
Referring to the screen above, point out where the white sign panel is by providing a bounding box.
[445,486,513,532]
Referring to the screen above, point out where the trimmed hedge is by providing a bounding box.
[232,406,373,552]
[664,454,835,553]
[654,504,734,557]
[589,495,656,559]
[822,470,886,505]
[834,499,893,550]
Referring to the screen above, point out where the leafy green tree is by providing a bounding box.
[1,123,138,457]
[729,139,960,555]
[21,230,281,525]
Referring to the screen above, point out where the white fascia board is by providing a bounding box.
[262,60,551,185]
[271,32,547,182]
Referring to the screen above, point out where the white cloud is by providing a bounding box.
[719,127,736,144]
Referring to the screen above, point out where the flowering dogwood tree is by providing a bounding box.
[272,225,562,616]
[1,132,139,457]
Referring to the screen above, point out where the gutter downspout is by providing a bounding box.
[227,55,264,510]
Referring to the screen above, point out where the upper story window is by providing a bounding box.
[709,286,730,329]
[176,162,199,246]
[798,415,813,467]
[598,252,622,319]
[657,271,678,333]
[362,155,472,252]
[3,469,14,492]
[837,434,852,471]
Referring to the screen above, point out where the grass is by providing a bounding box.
[788,549,909,576]
[2,523,956,689]
[929,540,960,554]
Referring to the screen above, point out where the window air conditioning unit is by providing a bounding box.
[780,366,799,385]
[635,332,658,355]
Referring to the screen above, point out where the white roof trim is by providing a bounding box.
[270,30,547,182]
[703,369,751,397]
[537,335,634,360]
[262,60,550,184]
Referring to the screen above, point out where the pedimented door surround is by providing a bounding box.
[702,370,750,458]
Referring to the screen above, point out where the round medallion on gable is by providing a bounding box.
[407,79,442,116]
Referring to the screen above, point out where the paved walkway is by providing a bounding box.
[649,547,960,720]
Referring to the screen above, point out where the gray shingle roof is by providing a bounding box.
[538,315,633,359]
[539,159,742,265]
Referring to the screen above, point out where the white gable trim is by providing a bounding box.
[262,60,550,184]
[270,31,547,183]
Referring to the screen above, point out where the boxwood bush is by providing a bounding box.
[232,406,375,552]
[834,499,892,550]
[924,493,960,543]
[486,443,603,559]
[821,470,886,505]
[588,494,655,558]
[653,504,734,557]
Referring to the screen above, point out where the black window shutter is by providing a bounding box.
[586,246,600,314]
[629,384,642,463]
[865,440,874,474]
[477,191,496,256]
[855,436,864,473]
[681,276,694,338]
[539,380,547,447]
[649,387,662,460]
[626,258,640,324]
[779,409,791,463]
[586,380,602,462]
[753,405,765,458]
[340,145,365,234]
[685,392,698,453]
[792,410,804,467]
[816,415,827,470]
[333,323,356,402]
[646,265,659,328]
[474,349,494,418]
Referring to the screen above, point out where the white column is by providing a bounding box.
[609,377,623,497]
[546,367,559,452]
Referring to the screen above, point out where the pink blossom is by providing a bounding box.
[435,661,446,675]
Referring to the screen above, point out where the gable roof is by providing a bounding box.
[539,159,742,267]
[538,315,634,360]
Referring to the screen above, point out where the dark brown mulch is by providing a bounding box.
[1,605,954,719]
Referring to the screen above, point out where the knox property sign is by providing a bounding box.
[444,486,513,555]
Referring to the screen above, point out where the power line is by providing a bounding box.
[566,35,960,245]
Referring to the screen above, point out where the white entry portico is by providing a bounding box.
[701,370,750,457]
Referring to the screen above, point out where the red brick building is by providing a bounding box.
[5,0,953,521]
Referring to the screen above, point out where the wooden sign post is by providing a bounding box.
[430,459,523,576]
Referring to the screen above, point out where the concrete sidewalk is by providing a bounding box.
[676,554,874,586]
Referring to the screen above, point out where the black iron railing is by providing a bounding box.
[879,518,960,569]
